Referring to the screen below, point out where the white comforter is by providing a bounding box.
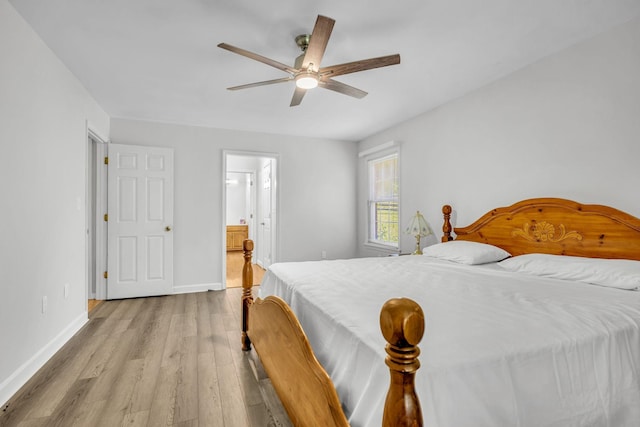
[259,255,640,427]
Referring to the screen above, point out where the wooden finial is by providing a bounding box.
[241,239,254,351]
[442,204,453,242]
[380,298,425,427]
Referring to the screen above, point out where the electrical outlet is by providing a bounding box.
[42,296,48,313]
[64,283,69,299]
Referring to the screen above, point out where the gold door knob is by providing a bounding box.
[165,226,172,232]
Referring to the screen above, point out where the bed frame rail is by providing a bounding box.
[241,240,425,427]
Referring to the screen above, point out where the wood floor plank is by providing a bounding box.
[78,332,125,379]
[210,313,234,368]
[107,297,144,322]
[68,399,107,427]
[183,311,198,338]
[44,377,96,427]
[121,410,149,427]
[15,417,51,427]
[145,364,179,426]
[217,361,251,427]
[128,315,171,413]
[196,295,215,355]
[175,336,198,423]
[197,352,224,427]
[93,317,132,337]
[222,312,236,332]
[89,299,118,318]
[184,292,198,314]
[128,347,164,414]
[177,419,199,427]
[20,332,104,419]
[258,378,294,427]
[125,295,158,335]
[1,315,107,421]
[246,402,271,427]
[128,303,172,361]
[208,291,230,317]
[173,293,187,315]
[227,331,264,407]
[0,290,290,427]
[81,328,138,405]
[95,358,145,424]
[162,313,187,369]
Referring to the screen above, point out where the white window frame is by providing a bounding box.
[365,148,400,251]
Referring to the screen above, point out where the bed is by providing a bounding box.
[240,197,640,426]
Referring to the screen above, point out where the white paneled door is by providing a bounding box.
[107,144,174,299]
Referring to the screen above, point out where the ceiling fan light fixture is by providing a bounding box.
[219,15,400,106]
[295,72,319,89]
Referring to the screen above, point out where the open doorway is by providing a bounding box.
[86,130,108,310]
[224,152,278,288]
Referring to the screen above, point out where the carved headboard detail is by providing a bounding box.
[442,198,640,261]
[511,221,582,243]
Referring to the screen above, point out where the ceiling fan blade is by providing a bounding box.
[218,43,297,74]
[319,79,368,99]
[290,86,307,107]
[227,77,293,91]
[319,54,400,78]
[302,15,335,71]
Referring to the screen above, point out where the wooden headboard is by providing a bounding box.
[442,198,640,261]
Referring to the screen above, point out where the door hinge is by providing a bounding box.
[103,271,108,279]
[104,156,109,165]
[104,213,108,222]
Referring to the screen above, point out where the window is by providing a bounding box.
[368,152,399,248]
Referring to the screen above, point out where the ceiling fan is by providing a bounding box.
[218,15,401,107]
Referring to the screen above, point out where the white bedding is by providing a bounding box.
[259,255,640,427]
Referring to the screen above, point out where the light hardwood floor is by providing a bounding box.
[87,299,102,312]
[1,288,289,427]
[226,251,265,288]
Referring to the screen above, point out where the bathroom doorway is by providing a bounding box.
[223,152,278,287]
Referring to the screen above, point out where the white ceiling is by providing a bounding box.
[9,0,640,141]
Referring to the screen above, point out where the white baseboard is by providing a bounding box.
[0,312,88,407]
[172,282,223,294]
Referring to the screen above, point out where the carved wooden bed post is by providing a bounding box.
[241,239,426,426]
[380,298,425,427]
[442,204,453,242]
[241,239,254,351]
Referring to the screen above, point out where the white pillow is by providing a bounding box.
[498,253,640,290]
[422,241,511,265]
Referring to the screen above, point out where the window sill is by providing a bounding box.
[363,241,400,255]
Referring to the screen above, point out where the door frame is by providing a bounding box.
[85,124,109,303]
[222,150,279,288]
[257,159,274,269]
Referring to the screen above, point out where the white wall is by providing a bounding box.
[109,119,358,288]
[0,0,110,405]
[226,172,250,225]
[358,17,640,256]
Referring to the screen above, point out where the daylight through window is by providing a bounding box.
[368,153,399,247]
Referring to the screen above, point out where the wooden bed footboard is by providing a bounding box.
[241,240,425,427]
